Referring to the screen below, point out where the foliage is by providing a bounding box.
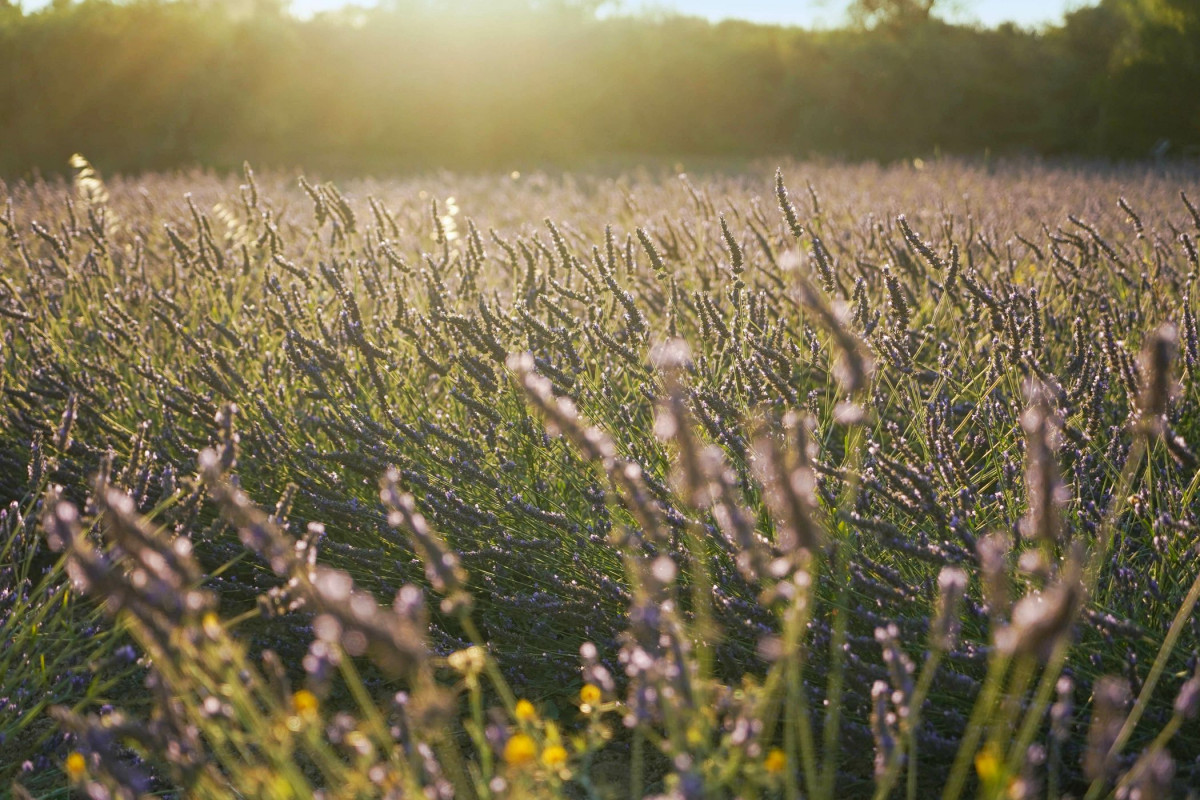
[0,0,1198,176]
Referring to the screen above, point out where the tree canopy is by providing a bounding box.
[0,0,1195,175]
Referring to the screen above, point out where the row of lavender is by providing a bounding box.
[1,158,1199,796]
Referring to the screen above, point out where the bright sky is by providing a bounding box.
[21,0,1090,27]
[633,1,1087,28]
[289,0,1086,27]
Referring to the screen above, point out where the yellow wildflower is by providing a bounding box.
[764,748,787,775]
[504,733,537,767]
[292,689,319,716]
[975,744,1002,784]
[515,699,537,723]
[65,751,86,781]
[580,683,602,708]
[541,744,568,769]
[201,612,222,638]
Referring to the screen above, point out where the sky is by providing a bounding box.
[20,0,1090,27]
[627,1,1087,29]
[283,0,1090,27]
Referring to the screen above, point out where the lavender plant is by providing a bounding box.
[2,158,1199,797]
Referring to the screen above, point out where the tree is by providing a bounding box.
[1095,0,1200,154]
[847,0,940,29]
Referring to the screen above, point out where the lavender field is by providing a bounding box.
[2,159,1199,798]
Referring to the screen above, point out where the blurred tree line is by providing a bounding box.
[0,0,1197,175]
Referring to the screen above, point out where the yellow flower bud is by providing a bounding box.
[541,744,568,769]
[514,699,537,722]
[292,689,319,716]
[65,751,86,781]
[504,733,537,767]
[975,744,1002,784]
[580,683,602,708]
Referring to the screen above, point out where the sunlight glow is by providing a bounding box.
[272,0,1089,27]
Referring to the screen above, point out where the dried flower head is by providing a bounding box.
[1019,380,1069,547]
[931,566,968,650]
[1137,323,1178,436]
[1083,676,1132,782]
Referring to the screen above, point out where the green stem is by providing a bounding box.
[987,655,1037,760]
[794,656,821,800]
[820,422,864,800]
[461,615,519,715]
[872,649,943,800]
[819,542,851,800]
[783,695,801,800]
[941,652,1012,800]
[1003,435,1148,788]
[1083,564,1200,800]
[1004,638,1069,774]
[1048,735,1062,800]
[631,728,645,800]
[470,677,493,783]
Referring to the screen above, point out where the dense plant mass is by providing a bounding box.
[2,0,1200,176]
[2,158,1200,798]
